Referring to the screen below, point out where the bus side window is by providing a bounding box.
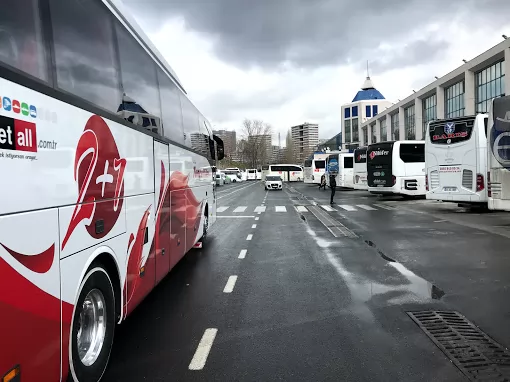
[115,20,162,130]
[49,0,120,112]
[0,0,49,82]
[158,67,185,144]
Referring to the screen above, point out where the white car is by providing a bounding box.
[265,175,283,190]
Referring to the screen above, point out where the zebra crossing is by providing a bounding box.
[216,204,396,214]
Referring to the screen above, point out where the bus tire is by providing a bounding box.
[201,211,209,244]
[68,265,115,382]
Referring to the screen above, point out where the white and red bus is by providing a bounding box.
[263,164,304,182]
[0,1,224,381]
[304,152,329,184]
[488,96,510,210]
[425,115,488,205]
[353,147,368,190]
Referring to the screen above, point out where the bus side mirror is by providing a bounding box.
[213,135,225,160]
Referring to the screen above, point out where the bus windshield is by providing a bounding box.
[429,118,475,145]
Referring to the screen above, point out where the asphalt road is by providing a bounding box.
[103,180,510,382]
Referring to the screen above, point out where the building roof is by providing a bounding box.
[351,76,385,102]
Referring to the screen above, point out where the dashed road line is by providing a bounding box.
[275,206,287,212]
[338,205,357,211]
[217,206,229,213]
[233,206,247,213]
[238,249,247,259]
[295,206,308,212]
[255,217,259,221]
[254,206,266,213]
[252,224,257,229]
[357,204,377,211]
[246,234,253,240]
[223,275,238,293]
[321,205,335,212]
[188,328,218,370]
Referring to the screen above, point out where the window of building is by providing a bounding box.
[391,113,399,140]
[366,105,371,118]
[116,22,161,120]
[352,106,358,117]
[352,118,359,142]
[373,105,378,116]
[422,94,437,137]
[404,105,416,140]
[0,0,49,81]
[344,107,351,118]
[371,124,376,143]
[344,119,351,143]
[49,0,121,112]
[445,81,465,118]
[380,118,387,141]
[476,61,506,113]
[362,126,368,145]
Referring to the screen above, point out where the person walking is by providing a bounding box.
[319,174,326,190]
[329,174,337,204]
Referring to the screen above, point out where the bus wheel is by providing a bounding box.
[69,265,115,382]
[201,212,209,244]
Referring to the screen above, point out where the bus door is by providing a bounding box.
[427,119,476,195]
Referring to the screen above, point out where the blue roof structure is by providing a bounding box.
[352,88,385,102]
[351,76,385,102]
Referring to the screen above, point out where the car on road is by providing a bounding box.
[265,175,283,190]
[215,173,224,186]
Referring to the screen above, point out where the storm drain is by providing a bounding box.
[408,311,510,381]
[307,205,357,238]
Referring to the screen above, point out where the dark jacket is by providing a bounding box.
[329,175,337,188]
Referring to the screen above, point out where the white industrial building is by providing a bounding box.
[343,37,510,148]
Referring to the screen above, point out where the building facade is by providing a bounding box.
[291,122,319,163]
[212,129,236,159]
[358,38,510,146]
[341,76,392,151]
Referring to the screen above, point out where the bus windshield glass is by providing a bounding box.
[429,118,475,145]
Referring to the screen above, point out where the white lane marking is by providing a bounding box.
[188,328,218,370]
[252,224,257,229]
[216,206,229,213]
[223,275,238,293]
[434,220,447,223]
[233,206,247,213]
[255,217,259,221]
[338,205,357,211]
[254,206,266,213]
[246,234,253,240]
[374,204,395,210]
[217,181,259,200]
[238,249,247,259]
[321,205,335,212]
[295,206,308,212]
[275,206,287,212]
[357,204,377,211]
[216,216,255,218]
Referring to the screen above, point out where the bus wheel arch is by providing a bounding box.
[68,254,120,382]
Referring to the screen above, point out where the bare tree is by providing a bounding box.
[240,119,272,168]
[284,128,295,163]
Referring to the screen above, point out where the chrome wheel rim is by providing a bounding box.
[77,288,107,366]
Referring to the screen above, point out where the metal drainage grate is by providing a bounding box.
[408,311,510,381]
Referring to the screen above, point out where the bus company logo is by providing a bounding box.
[444,122,455,134]
[369,150,389,160]
[432,131,468,141]
[357,153,367,161]
[0,115,37,152]
[0,96,37,118]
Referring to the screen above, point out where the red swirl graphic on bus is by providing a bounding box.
[62,116,126,249]
[0,243,54,274]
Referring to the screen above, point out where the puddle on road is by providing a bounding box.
[305,226,445,321]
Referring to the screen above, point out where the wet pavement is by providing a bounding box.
[103,180,510,381]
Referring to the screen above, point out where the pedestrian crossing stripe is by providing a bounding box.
[218,204,396,213]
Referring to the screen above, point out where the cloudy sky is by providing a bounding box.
[122,0,510,145]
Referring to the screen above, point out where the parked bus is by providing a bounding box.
[325,153,354,188]
[0,1,224,381]
[426,115,488,205]
[263,164,304,182]
[488,95,510,211]
[247,168,257,180]
[304,153,329,184]
[353,147,368,190]
[257,168,262,180]
[367,141,426,197]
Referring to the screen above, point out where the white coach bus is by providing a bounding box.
[367,141,426,197]
[353,147,368,190]
[488,95,510,211]
[263,164,304,182]
[0,1,224,381]
[426,114,488,205]
[325,152,354,188]
[304,152,329,184]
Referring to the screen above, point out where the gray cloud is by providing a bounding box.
[122,0,508,70]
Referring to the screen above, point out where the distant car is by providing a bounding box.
[215,173,224,186]
[265,175,283,190]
